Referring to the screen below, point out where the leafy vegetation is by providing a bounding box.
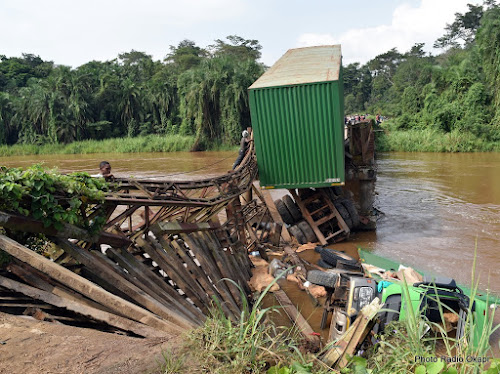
[0,165,108,231]
[0,36,264,151]
[346,1,500,151]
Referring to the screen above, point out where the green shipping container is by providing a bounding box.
[248,45,345,189]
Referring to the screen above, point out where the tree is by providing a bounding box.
[165,40,207,72]
[209,35,262,61]
[434,3,484,49]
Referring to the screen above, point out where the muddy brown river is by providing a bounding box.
[1,150,499,295]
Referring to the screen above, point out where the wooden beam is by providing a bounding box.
[0,211,131,248]
[273,289,320,350]
[53,238,195,330]
[0,234,180,334]
[0,275,167,338]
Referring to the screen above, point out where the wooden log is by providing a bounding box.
[273,289,320,350]
[0,234,181,334]
[0,210,131,247]
[53,238,194,330]
[0,275,167,338]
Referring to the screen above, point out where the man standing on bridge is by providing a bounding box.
[232,130,250,170]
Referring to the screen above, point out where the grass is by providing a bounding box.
[156,276,331,374]
[376,127,500,153]
[0,135,201,156]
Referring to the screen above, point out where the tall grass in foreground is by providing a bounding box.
[0,135,199,156]
[158,276,330,374]
[376,128,500,152]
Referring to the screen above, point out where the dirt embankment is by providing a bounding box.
[0,312,182,374]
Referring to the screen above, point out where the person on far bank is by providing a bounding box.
[92,161,114,180]
[232,130,250,170]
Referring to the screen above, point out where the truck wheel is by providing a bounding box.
[334,201,353,229]
[307,270,339,288]
[298,221,317,243]
[317,259,334,269]
[336,258,362,271]
[341,199,360,228]
[275,199,294,225]
[289,224,307,244]
[283,195,302,222]
[320,248,357,267]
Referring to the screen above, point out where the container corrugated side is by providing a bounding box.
[249,78,344,189]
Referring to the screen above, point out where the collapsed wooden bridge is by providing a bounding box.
[0,144,279,337]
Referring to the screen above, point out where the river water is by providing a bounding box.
[1,150,500,294]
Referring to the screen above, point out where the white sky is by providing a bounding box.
[0,0,482,68]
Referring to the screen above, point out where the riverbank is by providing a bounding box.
[376,127,500,152]
[0,135,237,157]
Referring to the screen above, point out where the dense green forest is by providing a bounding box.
[1,2,500,152]
[345,1,500,151]
[0,36,264,151]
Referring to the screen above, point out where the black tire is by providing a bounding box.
[283,195,302,222]
[334,201,353,229]
[298,221,317,243]
[331,186,343,196]
[289,225,307,244]
[307,270,339,288]
[275,199,294,225]
[336,258,362,271]
[320,248,357,267]
[314,245,324,253]
[341,199,360,229]
[317,259,334,269]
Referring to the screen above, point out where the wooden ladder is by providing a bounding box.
[290,189,350,245]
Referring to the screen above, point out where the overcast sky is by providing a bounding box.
[0,0,482,68]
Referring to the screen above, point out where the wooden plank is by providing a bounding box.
[149,232,213,310]
[136,236,209,312]
[0,275,167,338]
[290,190,327,245]
[0,234,179,334]
[107,247,205,323]
[273,290,320,350]
[54,238,193,330]
[7,262,114,314]
[0,211,131,247]
[199,231,247,306]
[155,221,221,234]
